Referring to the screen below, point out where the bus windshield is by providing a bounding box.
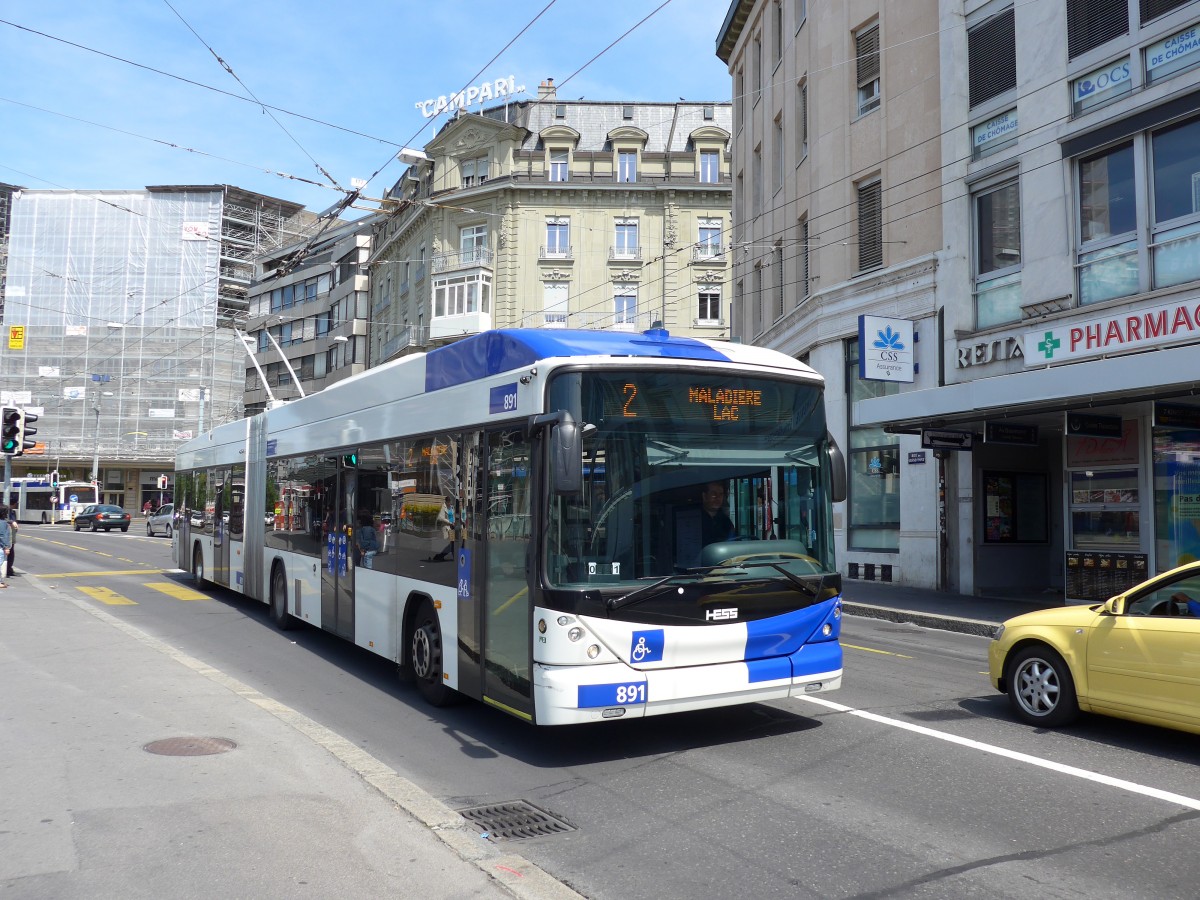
[546,369,836,590]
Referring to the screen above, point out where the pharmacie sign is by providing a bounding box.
[414,75,527,118]
[858,315,914,382]
[1024,298,1200,364]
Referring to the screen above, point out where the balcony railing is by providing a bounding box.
[609,246,643,261]
[692,245,726,262]
[539,245,574,261]
[519,310,658,331]
[430,247,493,273]
[380,325,430,360]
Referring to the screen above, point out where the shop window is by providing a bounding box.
[1069,469,1140,550]
[983,472,1047,542]
[846,339,899,551]
[1153,424,1200,572]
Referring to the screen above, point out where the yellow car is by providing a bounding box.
[988,560,1200,735]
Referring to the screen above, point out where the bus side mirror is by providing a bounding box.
[551,412,582,495]
[827,432,847,504]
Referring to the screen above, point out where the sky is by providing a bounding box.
[0,1,735,214]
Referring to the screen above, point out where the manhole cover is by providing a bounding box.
[143,737,237,756]
[458,800,576,841]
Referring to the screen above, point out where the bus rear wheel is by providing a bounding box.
[270,564,295,631]
[410,600,453,707]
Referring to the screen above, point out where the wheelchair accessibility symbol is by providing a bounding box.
[629,630,664,664]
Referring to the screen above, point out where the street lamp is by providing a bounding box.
[90,391,114,484]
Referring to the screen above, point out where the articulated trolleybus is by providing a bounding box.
[174,329,847,725]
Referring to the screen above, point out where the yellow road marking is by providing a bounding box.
[144,582,208,601]
[36,569,173,578]
[68,545,88,551]
[843,642,914,660]
[77,586,136,606]
[92,551,114,558]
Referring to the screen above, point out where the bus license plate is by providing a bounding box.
[578,682,648,708]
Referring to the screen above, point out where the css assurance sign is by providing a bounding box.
[858,315,915,383]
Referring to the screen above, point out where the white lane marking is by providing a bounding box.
[797,694,1200,811]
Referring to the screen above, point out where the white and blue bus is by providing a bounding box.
[173,328,847,725]
[7,476,99,524]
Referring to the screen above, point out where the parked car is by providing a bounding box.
[146,503,175,537]
[989,560,1200,735]
[73,504,132,533]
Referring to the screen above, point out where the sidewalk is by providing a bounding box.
[0,572,580,900]
[840,577,1066,637]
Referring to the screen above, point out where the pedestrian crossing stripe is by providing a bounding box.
[77,586,136,606]
[143,582,208,601]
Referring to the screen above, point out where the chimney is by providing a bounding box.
[538,77,556,100]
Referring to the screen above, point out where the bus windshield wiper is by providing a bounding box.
[607,572,703,611]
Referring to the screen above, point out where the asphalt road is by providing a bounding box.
[20,526,1200,899]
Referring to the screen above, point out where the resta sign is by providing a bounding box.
[415,76,527,118]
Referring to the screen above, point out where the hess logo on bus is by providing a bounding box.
[705,607,738,621]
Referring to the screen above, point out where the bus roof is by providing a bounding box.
[423,328,809,391]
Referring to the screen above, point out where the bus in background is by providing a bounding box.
[6,476,100,523]
[174,328,847,725]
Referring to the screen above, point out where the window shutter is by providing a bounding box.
[857,181,883,271]
[1141,0,1190,24]
[1066,0,1129,60]
[800,219,810,300]
[968,8,1016,108]
[856,26,880,87]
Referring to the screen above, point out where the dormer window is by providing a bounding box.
[550,149,569,182]
[622,105,634,119]
[555,103,566,118]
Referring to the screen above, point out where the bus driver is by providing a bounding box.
[700,481,734,546]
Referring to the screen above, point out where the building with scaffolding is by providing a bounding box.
[0,184,316,509]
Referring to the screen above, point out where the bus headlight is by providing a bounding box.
[587,644,600,659]
[821,623,832,637]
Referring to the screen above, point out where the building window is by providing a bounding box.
[774,115,785,191]
[968,7,1016,108]
[1151,116,1200,290]
[983,473,1048,543]
[799,217,810,301]
[622,105,634,119]
[753,144,763,214]
[543,281,568,327]
[855,25,881,116]
[1067,0,1129,60]
[773,1,784,66]
[773,241,784,320]
[754,35,763,104]
[549,149,568,182]
[545,217,570,257]
[460,156,487,187]
[555,103,566,118]
[1078,141,1137,304]
[698,218,723,257]
[735,67,744,134]
[617,150,638,183]
[753,264,764,335]
[856,180,883,271]
[460,224,487,264]
[796,0,806,31]
[798,80,808,159]
[434,272,492,318]
[975,177,1023,328]
[699,149,720,183]
[614,218,639,258]
[846,338,900,552]
[614,285,637,328]
[703,104,715,120]
[698,288,721,323]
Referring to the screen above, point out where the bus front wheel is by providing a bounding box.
[410,600,453,707]
[191,545,205,587]
[270,564,296,631]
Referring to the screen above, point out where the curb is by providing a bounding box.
[842,601,1000,638]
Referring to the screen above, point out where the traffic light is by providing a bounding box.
[0,407,20,455]
[19,410,37,453]
[50,469,59,489]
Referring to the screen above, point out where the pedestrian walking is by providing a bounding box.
[5,505,15,578]
[0,505,13,587]
[143,499,154,517]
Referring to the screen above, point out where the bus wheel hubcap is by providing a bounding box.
[413,625,438,681]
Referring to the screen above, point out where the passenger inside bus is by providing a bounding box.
[355,511,379,568]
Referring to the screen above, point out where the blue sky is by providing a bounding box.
[0,1,734,213]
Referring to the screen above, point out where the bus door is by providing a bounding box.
[319,458,355,641]
[481,427,533,719]
[213,478,229,586]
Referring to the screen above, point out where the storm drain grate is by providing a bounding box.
[143,736,237,756]
[458,800,576,841]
